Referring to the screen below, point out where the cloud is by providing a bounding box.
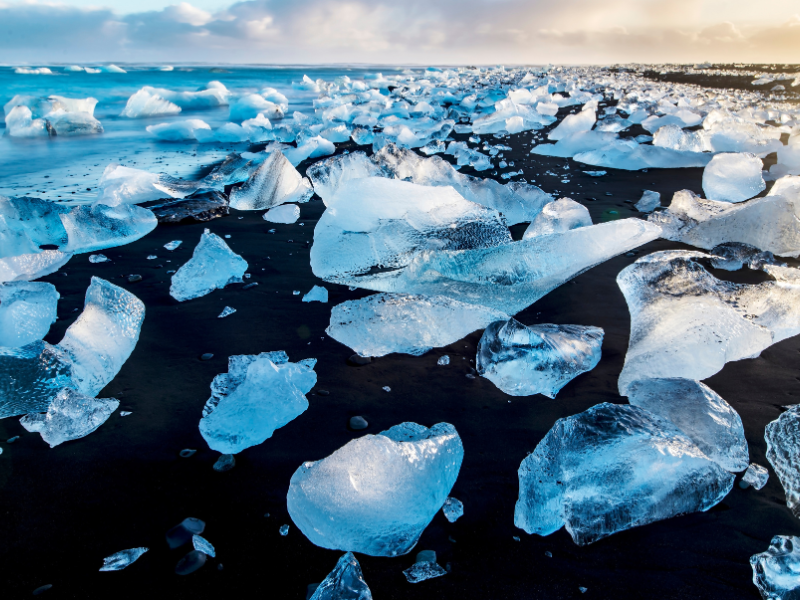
[0,0,797,64]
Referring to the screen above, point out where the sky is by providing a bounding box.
[0,0,798,65]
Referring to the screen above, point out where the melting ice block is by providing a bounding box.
[170,230,248,302]
[766,406,800,516]
[199,351,315,454]
[617,251,800,394]
[287,422,463,557]
[96,164,197,206]
[751,536,800,600]
[310,552,372,600]
[61,203,158,254]
[20,388,119,447]
[146,119,211,141]
[650,187,800,257]
[228,151,313,211]
[476,318,603,398]
[574,139,711,171]
[120,89,181,118]
[0,250,72,283]
[626,378,748,472]
[327,293,508,357]
[702,153,765,203]
[522,198,591,239]
[635,190,661,213]
[0,281,59,347]
[548,107,596,141]
[514,403,734,545]
[263,204,300,224]
[0,277,144,418]
[99,547,148,572]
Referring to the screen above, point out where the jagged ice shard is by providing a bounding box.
[751,536,800,600]
[626,378,748,472]
[228,151,313,211]
[20,388,119,447]
[476,318,603,398]
[327,293,508,357]
[287,422,463,557]
[310,552,373,600]
[199,352,316,454]
[170,230,248,302]
[617,251,800,394]
[514,403,734,546]
[766,406,800,517]
[0,277,144,418]
[0,281,59,347]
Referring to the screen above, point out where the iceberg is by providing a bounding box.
[476,318,603,397]
[750,536,800,600]
[20,388,119,447]
[199,351,315,454]
[327,293,508,357]
[0,281,59,347]
[522,198,591,238]
[124,83,229,112]
[170,230,248,302]
[99,547,148,572]
[228,151,313,211]
[702,153,765,203]
[766,406,800,516]
[95,164,199,206]
[514,402,734,545]
[574,139,712,171]
[287,422,463,557]
[310,552,372,600]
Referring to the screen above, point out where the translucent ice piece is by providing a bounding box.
[710,242,778,271]
[199,352,315,454]
[635,190,661,213]
[309,552,372,600]
[0,251,72,284]
[95,164,198,207]
[99,547,148,572]
[327,293,508,357]
[306,152,381,203]
[743,463,769,490]
[20,388,119,447]
[403,561,447,583]
[170,230,248,302]
[750,536,800,600]
[228,151,313,211]
[442,497,464,522]
[263,204,300,224]
[164,240,182,251]
[766,406,800,515]
[0,281,59,347]
[287,422,463,556]
[514,402,734,545]
[477,318,603,398]
[217,306,236,318]
[522,198,591,239]
[146,119,211,142]
[626,378,748,472]
[302,285,328,303]
[548,107,596,141]
[702,153,765,203]
[61,203,158,254]
[120,89,181,118]
[192,535,216,557]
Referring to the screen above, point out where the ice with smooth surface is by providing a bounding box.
[20,388,119,447]
[750,536,800,600]
[617,251,800,394]
[477,318,603,398]
[228,151,313,210]
[626,378,748,472]
[635,190,661,213]
[548,107,596,141]
[96,164,194,206]
[99,547,148,572]
[199,351,316,454]
[766,406,800,516]
[514,402,734,545]
[0,250,72,284]
[170,230,248,302]
[120,89,182,118]
[442,497,464,523]
[310,552,373,600]
[287,422,463,557]
[523,198,592,239]
[702,153,766,203]
[327,293,508,357]
[302,285,328,303]
[164,240,182,251]
[263,204,300,224]
[147,119,211,142]
[743,463,770,490]
[0,282,59,347]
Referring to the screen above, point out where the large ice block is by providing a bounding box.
[199,351,315,454]
[548,107,596,141]
[327,293,508,357]
[307,152,382,203]
[0,281,59,347]
[170,230,248,302]
[476,318,603,398]
[514,403,734,545]
[750,536,800,600]
[20,388,119,447]
[702,153,765,203]
[522,198,591,239]
[61,203,158,254]
[96,164,199,206]
[287,422,463,556]
[228,151,313,210]
[310,552,372,600]
[766,406,800,517]
[0,251,72,283]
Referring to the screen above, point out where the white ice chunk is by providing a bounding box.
[164,240,182,251]
[750,536,800,600]
[702,153,765,203]
[403,561,447,583]
[442,497,464,523]
[548,107,596,141]
[146,119,211,142]
[0,250,72,284]
[743,463,769,490]
[95,164,194,206]
[170,230,248,302]
[99,547,148,571]
[635,190,661,213]
[766,406,800,516]
[302,285,328,303]
[522,198,591,239]
[0,281,59,347]
[125,83,229,111]
[287,422,463,556]
[230,95,284,121]
[120,89,181,118]
[229,151,313,210]
[20,388,119,447]
[263,204,300,224]
[310,552,372,600]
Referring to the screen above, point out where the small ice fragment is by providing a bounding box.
[751,536,800,600]
[302,285,328,303]
[309,552,372,600]
[20,389,119,448]
[224,235,231,239]
[217,306,236,319]
[579,587,588,593]
[583,171,606,177]
[179,449,196,458]
[146,255,157,260]
[170,229,247,302]
[293,290,300,296]
[89,254,109,263]
[702,152,765,203]
[403,561,447,583]
[164,240,182,251]
[99,547,148,571]
[635,190,661,213]
[263,204,300,224]
[280,524,290,536]
[442,497,464,522]
[742,463,769,490]
[523,198,592,238]
[192,534,216,557]
[438,355,450,366]
[120,411,132,416]
[382,386,391,392]
[166,517,205,549]
[213,453,235,472]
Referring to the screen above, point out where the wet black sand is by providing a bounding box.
[1,134,799,599]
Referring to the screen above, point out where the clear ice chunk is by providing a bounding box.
[327,293,508,357]
[170,229,248,302]
[307,152,382,203]
[287,422,463,557]
[120,89,181,118]
[309,552,372,600]
[403,561,447,583]
[0,250,72,284]
[0,281,59,347]
[198,352,316,454]
[217,306,236,318]
[99,547,148,572]
[743,463,770,490]
[514,402,734,545]
[263,204,300,224]
[302,285,328,303]
[635,190,661,213]
[750,536,800,600]
[442,497,464,522]
[522,198,592,239]
[96,164,197,207]
[476,318,603,398]
[626,378,748,472]
[192,535,216,557]
[766,406,800,516]
[164,240,182,251]
[437,355,450,365]
[228,151,313,211]
[702,152,766,203]
[20,388,119,447]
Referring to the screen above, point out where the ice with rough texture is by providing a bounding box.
[120,89,181,118]
[635,190,661,213]
[750,536,800,600]
[476,318,603,397]
[766,406,800,516]
[403,561,448,583]
[442,497,464,523]
[192,535,216,557]
[710,242,778,272]
[617,251,800,394]
[199,351,316,454]
[217,306,236,319]
[702,153,766,203]
[263,204,300,224]
[310,552,372,600]
[170,230,248,302]
[229,151,313,210]
[0,250,72,284]
[307,152,382,202]
[302,285,328,303]
[99,547,148,572]
[287,422,463,557]
[743,463,770,490]
[626,378,748,472]
[20,388,119,447]
[0,282,59,347]
[514,402,734,545]
[523,198,592,239]
[327,293,508,357]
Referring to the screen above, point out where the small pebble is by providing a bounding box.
[175,550,207,575]
[738,480,750,489]
[7,436,19,443]
[217,563,224,571]
[347,354,372,366]
[167,270,176,275]
[200,353,214,361]
[213,454,236,472]
[465,373,476,380]
[242,282,258,290]
[179,449,197,458]
[279,524,290,536]
[32,584,52,596]
[317,389,330,396]
[349,416,368,430]
[127,274,142,283]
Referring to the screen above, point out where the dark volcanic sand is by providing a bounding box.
[2,133,799,600]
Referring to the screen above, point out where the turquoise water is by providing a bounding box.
[0,65,406,203]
